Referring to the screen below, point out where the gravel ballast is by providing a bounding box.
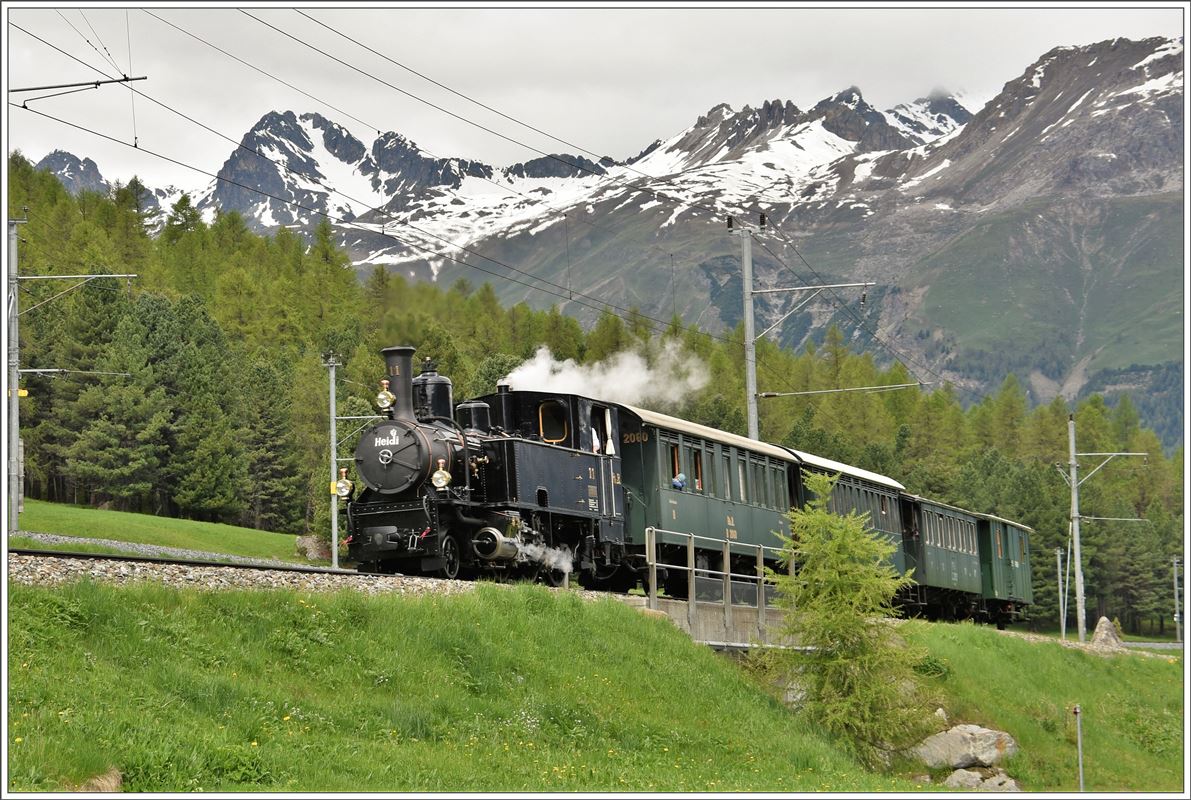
[6,550,610,603]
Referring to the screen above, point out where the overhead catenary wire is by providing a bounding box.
[125,9,138,148]
[12,99,846,434]
[239,10,737,226]
[79,9,121,74]
[56,10,121,74]
[751,227,982,403]
[15,22,911,433]
[253,10,973,403]
[131,10,695,272]
[13,22,672,325]
[10,101,695,340]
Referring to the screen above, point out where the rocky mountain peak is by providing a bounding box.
[247,110,312,150]
[34,150,109,195]
[921,34,1184,205]
[505,154,607,180]
[303,111,367,165]
[694,103,734,128]
[810,86,917,152]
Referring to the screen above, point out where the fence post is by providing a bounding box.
[687,534,697,631]
[723,539,733,632]
[646,527,658,611]
[1074,704,1084,791]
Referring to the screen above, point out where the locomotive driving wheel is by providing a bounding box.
[438,534,462,580]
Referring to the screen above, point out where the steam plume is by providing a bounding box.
[519,542,573,574]
[502,341,709,407]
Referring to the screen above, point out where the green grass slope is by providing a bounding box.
[7,582,915,793]
[913,194,1183,376]
[14,500,305,563]
[903,621,1183,792]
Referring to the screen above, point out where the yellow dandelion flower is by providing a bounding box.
[283,715,291,721]
[251,741,258,747]
[14,737,23,744]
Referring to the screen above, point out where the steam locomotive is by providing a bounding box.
[342,345,1033,624]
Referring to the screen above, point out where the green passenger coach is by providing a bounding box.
[616,404,797,597]
[899,495,983,617]
[794,450,906,572]
[977,513,1035,609]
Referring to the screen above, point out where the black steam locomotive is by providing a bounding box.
[343,345,1033,624]
[344,345,623,585]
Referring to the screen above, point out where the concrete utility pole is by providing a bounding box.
[736,224,758,440]
[324,352,341,570]
[1056,547,1066,640]
[1066,417,1086,643]
[1059,414,1148,642]
[7,210,136,537]
[731,214,874,441]
[8,216,25,536]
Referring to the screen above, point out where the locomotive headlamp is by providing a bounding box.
[431,458,452,490]
[335,467,354,498]
[376,379,396,410]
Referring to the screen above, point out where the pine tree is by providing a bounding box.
[239,359,307,532]
[768,470,933,769]
[61,307,173,511]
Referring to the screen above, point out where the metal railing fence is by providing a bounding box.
[644,526,793,636]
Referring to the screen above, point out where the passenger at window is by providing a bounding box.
[672,472,687,491]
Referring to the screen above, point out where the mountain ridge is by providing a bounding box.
[30,35,1184,445]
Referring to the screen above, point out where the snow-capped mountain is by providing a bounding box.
[34,150,108,195]
[30,36,1184,444]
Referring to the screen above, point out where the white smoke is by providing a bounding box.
[502,340,709,407]
[518,542,574,575]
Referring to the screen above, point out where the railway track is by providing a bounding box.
[5,547,609,602]
[6,547,361,576]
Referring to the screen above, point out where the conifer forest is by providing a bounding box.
[7,152,1183,635]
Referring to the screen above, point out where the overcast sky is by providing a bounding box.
[4,4,1186,190]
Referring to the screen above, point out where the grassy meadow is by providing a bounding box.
[14,499,307,563]
[5,501,1183,792]
[902,621,1184,792]
[7,581,918,793]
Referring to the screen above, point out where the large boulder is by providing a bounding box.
[295,535,331,561]
[913,723,1019,768]
[1090,616,1125,650]
[943,767,1023,792]
[981,769,1022,792]
[944,769,984,789]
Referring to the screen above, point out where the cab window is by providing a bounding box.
[539,400,568,443]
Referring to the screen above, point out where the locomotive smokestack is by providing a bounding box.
[381,346,417,421]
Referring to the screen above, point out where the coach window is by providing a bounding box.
[997,528,1003,558]
[692,449,704,493]
[539,400,568,444]
[738,458,748,503]
[670,444,680,481]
